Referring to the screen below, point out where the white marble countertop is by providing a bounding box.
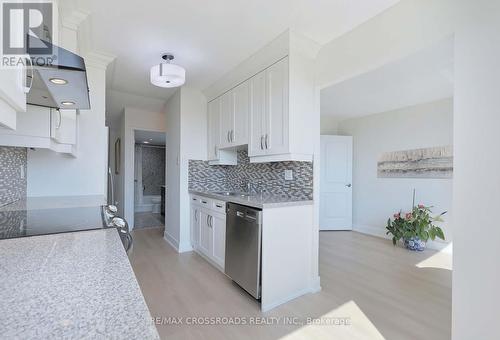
[0,229,159,339]
[189,190,313,209]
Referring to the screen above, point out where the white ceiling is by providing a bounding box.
[320,37,454,121]
[74,0,400,123]
[135,130,166,146]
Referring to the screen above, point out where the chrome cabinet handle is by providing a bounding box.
[227,131,230,143]
[206,215,210,226]
[260,135,264,150]
[265,134,269,149]
[23,57,34,93]
[194,210,198,222]
[56,109,62,129]
[346,183,352,188]
[214,145,217,156]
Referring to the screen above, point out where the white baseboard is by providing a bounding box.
[309,275,322,293]
[261,287,313,312]
[163,232,179,252]
[353,224,451,251]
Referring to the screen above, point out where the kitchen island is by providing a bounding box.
[0,229,159,339]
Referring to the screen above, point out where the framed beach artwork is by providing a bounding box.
[377,146,453,179]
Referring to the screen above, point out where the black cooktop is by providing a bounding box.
[0,205,110,240]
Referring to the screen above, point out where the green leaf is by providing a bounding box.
[435,227,445,240]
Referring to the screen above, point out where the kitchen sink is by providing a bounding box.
[213,191,254,198]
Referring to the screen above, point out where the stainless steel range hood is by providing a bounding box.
[27,39,90,110]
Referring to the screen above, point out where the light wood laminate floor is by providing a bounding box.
[129,228,451,340]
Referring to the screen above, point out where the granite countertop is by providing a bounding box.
[189,190,313,209]
[0,195,107,212]
[0,229,159,339]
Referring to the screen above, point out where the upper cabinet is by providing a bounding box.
[249,58,289,158]
[51,109,77,145]
[0,66,27,130]
[0,105,78,156]
[208,55,314,164]
[219,81,249,149]
[207,97,237,165]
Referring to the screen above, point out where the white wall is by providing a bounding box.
[453,1,500,338]
[164,90,181,249]
[164,87,207,252]
[336,98,453,249]
[111,107,166,227]
[27,64,108,199]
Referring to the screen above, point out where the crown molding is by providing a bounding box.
[61,9,90,31]
[84,51,116,70]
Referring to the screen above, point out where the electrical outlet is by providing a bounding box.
[284,169,293,181]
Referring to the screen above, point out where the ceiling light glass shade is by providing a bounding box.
[150,63,186,88]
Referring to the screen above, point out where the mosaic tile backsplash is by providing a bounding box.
[141,146,165,195]
[189,150,313,200]
[0,147,27,207]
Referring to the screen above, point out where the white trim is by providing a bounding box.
[353,224,451,251]
[163,231,179,252]
[261,287,314,312]
[61,9,90,31]
[309,275,322,293]
[84,51,116,70]
[249,153,313,163]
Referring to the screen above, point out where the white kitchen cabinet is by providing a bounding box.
[248,69,267,157]
[207,99,220,161]
[218,81,249,149]
[0,105,76,156]
[232,81,249,146]
[249,58,289,158]
[190,195,226,271]
[265,58,289,156]
[211,212,226,268]
[190,204,200,248]
[199,210,212,258]
[207,97,237,165]
[51,109,77,145]
[0,66,27,130]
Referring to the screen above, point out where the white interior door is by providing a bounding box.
[320,135,353,231]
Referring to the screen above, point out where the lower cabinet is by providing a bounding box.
[190,195,226,271]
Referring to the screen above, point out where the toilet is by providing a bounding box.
[151,197,161,214]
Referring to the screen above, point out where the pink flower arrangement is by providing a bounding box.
[393,213,401,219]
[405,213,412,220]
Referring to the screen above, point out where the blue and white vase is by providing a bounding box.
[404,237,426,251]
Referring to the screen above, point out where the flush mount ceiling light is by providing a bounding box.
[61,101,75,106]
[150,54,185,88]
[49,78,68,85]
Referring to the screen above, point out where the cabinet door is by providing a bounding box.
[199,211,213,257]
[248,71,266,157]
[232,81,249,146]
[219,92,233,149]
[207,99,221,161]
[265,58,289,155]
[191,206,201,248]
[51,109,77,145]
[211,213,226,269]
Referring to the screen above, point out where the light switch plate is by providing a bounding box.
[284,169,293,181]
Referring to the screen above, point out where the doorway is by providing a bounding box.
[134,130,166,229]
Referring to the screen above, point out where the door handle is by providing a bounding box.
[227,131,230,143]
[265,134,269,149]
[194,210,197,222]
[206,215,209,226]
[346,184,352,188]
[260,135,264,150]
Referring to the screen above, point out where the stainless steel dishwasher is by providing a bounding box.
[225,203,263,299]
